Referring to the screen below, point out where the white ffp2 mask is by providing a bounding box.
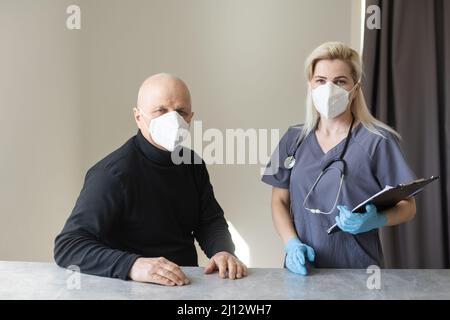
[312,82,356,119]
[140,110,190,152]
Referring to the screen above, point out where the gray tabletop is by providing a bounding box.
[0,261,449,300]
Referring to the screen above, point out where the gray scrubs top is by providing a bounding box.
[262,123,416,268]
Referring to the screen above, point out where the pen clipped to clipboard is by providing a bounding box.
[327,176,440,235]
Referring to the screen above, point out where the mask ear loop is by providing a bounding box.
[138,108,151,120]
[137,108,153,130]
[348,81,361,100]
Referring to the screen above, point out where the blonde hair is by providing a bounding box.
[299,41,400,141]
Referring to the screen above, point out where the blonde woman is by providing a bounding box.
[262,42,417,274]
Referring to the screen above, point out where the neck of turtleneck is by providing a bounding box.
[135,129,176,165]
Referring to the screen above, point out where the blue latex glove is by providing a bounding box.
[335,204,387,234]
[284,237,315,275]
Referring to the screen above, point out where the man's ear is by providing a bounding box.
[133,107,141,126]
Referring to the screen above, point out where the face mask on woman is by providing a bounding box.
[312,81,358,119]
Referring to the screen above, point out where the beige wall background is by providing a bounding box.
[0,0,361,267]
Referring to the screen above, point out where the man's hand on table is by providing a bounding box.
[128,252,247,286]
[128,257,190,286]
[204,251,248,280]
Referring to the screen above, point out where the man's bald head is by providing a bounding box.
[137,73,191,112]
[133,73,193,148]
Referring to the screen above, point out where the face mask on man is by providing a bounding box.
[139,110,190,152]
[312,81,358,119]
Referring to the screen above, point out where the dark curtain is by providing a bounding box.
[362,0,450,268]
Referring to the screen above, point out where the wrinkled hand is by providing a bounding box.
[284,237,315,275]
[335,204,387,234]
[128,257,190,286]
[204,251,248,280]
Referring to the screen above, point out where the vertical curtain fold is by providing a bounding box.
[362,0,450,268]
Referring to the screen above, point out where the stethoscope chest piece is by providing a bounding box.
[284,156,296,169]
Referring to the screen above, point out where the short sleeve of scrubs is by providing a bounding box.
[261,125,302,189]
[371,132,417,187]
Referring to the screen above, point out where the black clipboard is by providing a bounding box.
[327,176,440,235]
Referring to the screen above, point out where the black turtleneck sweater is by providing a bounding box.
[54,130,235,280]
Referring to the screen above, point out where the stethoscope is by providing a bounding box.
[284,114,355,215]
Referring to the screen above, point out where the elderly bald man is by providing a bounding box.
[54,74,247,286]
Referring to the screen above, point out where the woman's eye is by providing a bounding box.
[316,79,325,84]
[336,80,347,86]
